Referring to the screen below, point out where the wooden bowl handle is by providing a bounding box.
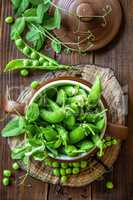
[107,122,128,140]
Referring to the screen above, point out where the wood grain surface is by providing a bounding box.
[0,0,132,200]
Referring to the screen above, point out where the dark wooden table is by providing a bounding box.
[0,0,133,199]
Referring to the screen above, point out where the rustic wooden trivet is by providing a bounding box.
[8,64,126,187]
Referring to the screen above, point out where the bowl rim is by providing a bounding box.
[27,76,108,162]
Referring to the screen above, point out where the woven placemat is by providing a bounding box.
[8,64,126,187]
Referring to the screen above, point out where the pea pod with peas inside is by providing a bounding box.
[40,108,66,123]
[5,59,71,72]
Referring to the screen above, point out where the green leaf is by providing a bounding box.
[26,102,39,122]
[51,39,61,53]
[15,0,30,16]
[11,17,25,40]
[26,25,46,50]
[29,0,44,5]
[23,8,37,17]
[11,0,21,10]
[44,8,61,30]
[1,117,25,137]
[11,143,30,160]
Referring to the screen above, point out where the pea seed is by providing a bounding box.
[2,178,9,186]
[53,169,60,176]
[72,162,80,168]
[52,161,59,168]
[33,60,39,66]
[5,16,14,24]
[66,168,72,175]
[31,52,38,59]
[39,57,45,63]
[31,81,39,89]
[72,167,80,175]
[23,46,31,54]
[68,163,73,167]
[61,163,68,169]
[80,161,88,169]
[3,170,11,177]
[60,169,66,176]
[12,162,19,170]
[15,39,23,47]
[61,176,67,183]
[106,181,114,189]
[23,60,30,67]
[20,69,29,77]
[46,160,52,167]
[43,62,49,67]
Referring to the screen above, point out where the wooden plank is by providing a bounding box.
[92,0,132,200]
[0,1,49,200]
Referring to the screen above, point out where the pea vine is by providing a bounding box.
[10,0,112,54]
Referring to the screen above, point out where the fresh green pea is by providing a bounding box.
[72,162,80,168]
[3,170,11,177]
[96,118,105,131]
[2,178,9,186]
[24,59,30,67]
[72,167,80,175]
[80,160,88,168]
[61,175,67,183]
[33,60,39,66]
[66,168,72,175]
[5,16,14,24]
[53,169,60,176]
[31,52,38,59]
[65,145,79,157]
[60,168,66,176]
[39,57,45,64]
[61,163,68,169]
[40,108,66,123]
[52,161,59,168]
[68,163,73,167]
[23,46,31,54]
[12,162,20,170]
[46,160,52,167]
[106,181,114,189]
[15,38,24,47]
[31,81,39,89]
[43,62,49,67]
[20,69,29,77]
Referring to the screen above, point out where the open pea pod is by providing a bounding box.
[69,125,88,144]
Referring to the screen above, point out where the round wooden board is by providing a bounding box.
[8,64,126,187]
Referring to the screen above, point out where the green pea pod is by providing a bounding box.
[56,89,67,106]
[56,125,68,147]
[96,118,105,131]
[46,138,61,149]
[69,125,87,144]
[14,36,58,65]
[78,140,94,151]
[64,114,75,130]
[64,145,80,157]
[88,76,102,107]
[40,126,57,141]
[5,59,70,72]
[47,98,60,111]
[40,108,66,123]
[63,85,78,97]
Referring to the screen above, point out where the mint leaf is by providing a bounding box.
[11,17,25,40]
[26,25,46,50]
[1,116,25,137]
[26,103,39,122]
[15,0,30,16]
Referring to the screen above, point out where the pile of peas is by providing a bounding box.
[45,159,88,184]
